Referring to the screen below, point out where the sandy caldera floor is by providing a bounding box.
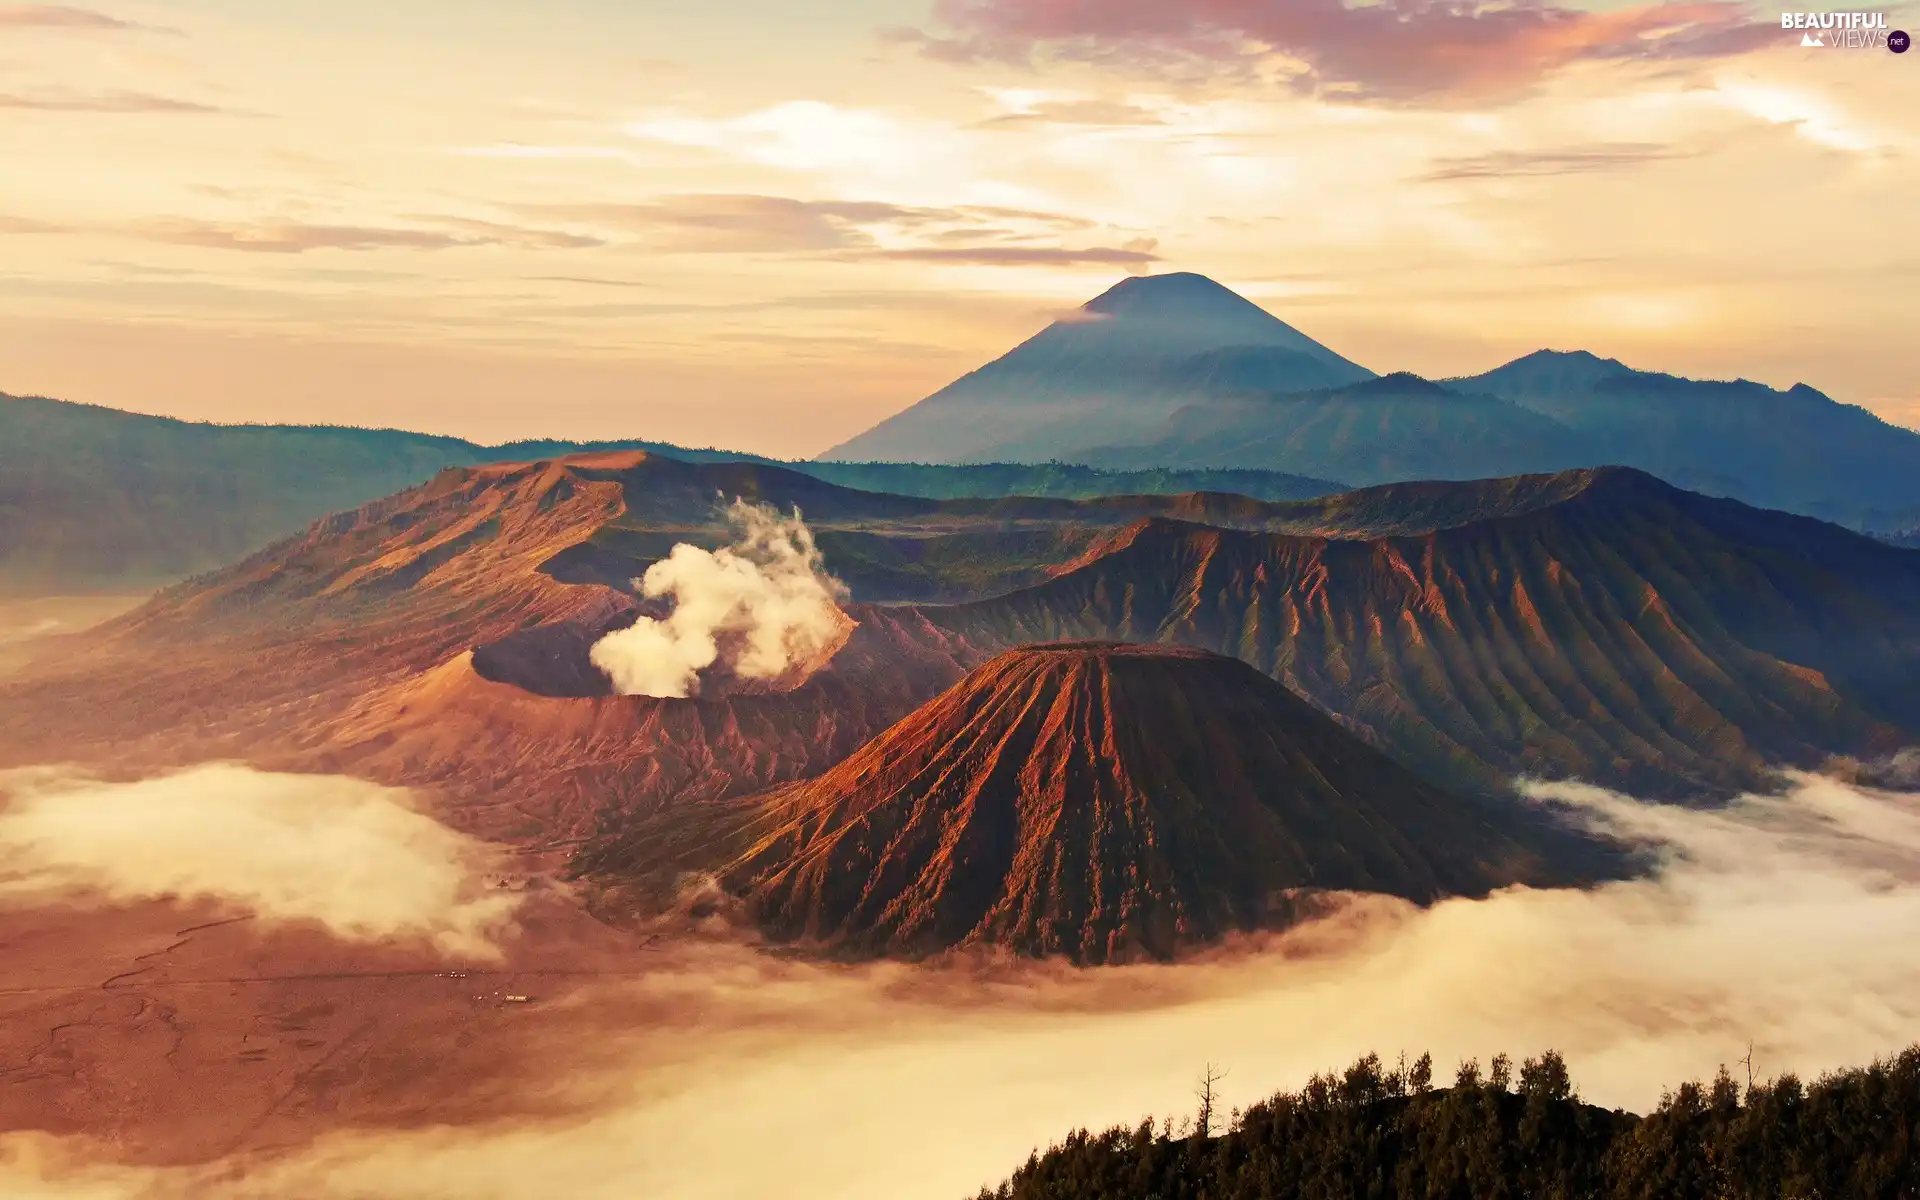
[0,888,669,1167]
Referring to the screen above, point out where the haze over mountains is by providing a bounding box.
[8,270,1917,593]
[8,454,1916,856]
[0,392,1338,593]
[825,273,1920,535]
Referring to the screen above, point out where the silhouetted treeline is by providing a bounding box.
[977,1045,1920,1199]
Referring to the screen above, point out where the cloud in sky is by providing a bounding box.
[139,216,604,254]
[446,143,640,162]
[1420,140,1694,181]
[0,4,132,29]
[2,1,1913,447]
[523,274,656,290]
[0,214,66,234]
[526,193,1135,267]
[1709,76,1911,155]
[413,215,606,250]
[0,89,229,114]
[901,0,1775,103]
[976,95,1170,128]
[869,241,1160,268]
[145,222,484,254]
[624,100,980,187]
[0,3,178,36]
[531,194,933,253]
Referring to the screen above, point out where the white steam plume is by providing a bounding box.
[589,500,851,699]
[0,764,520,959]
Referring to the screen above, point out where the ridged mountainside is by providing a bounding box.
[924,468,1920,797]
[9,458,1915,845]
[1456,350,1920,529]
[719,643,1615,963]
[1087,373,1592,486]
[0,453,993,840]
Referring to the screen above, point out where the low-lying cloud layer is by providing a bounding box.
[590,501,852,698]
[4,766,1919,1198]
[0,764,519,958]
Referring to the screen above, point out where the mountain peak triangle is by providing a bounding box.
[818,272,1374,464]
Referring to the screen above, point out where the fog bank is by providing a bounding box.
[5,767,1919,1199]
[0,764,519,959]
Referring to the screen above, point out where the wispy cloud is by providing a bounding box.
[524,274,655,289]
[977,96,1169,128]
[0,89,231,114]
[523,193,1102,258]
[1421,141,1692,181]
[139,215,603,254]
[412,215,606,250]
[527,195,911,253]
[144,221,474,253]
[0,3,128,28]
[625,100,957,181]
[867,241,1161,267]
[0,214,66,234]
[0,4,172,33]
[899,0,1774,104]
[1710,77,1907,155]
[444,143,639,162]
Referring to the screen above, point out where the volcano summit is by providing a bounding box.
[714,642,1616,963]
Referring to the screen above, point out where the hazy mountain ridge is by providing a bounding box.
[0,391,1341,592]
[7,455,1916,829]
[824,274,1920,534]
[1453,349,1920,524]
[12,270,1914,593]
[1086,371,1592,484]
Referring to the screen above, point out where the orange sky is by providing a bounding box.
[1,0,1915,455]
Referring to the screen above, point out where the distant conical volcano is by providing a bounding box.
[820,272,1374,465]
[722,642,1610,963]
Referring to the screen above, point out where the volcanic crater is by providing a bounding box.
[470,602,857,700]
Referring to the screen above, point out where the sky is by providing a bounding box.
[1,0,1916,457]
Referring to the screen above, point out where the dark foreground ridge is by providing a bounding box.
[978,1043,1920,1199]
[718,642,1620,963]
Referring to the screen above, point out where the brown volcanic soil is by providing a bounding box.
[0,890,658,1167]
[312,607,987,844]
[715,643,1615,965]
